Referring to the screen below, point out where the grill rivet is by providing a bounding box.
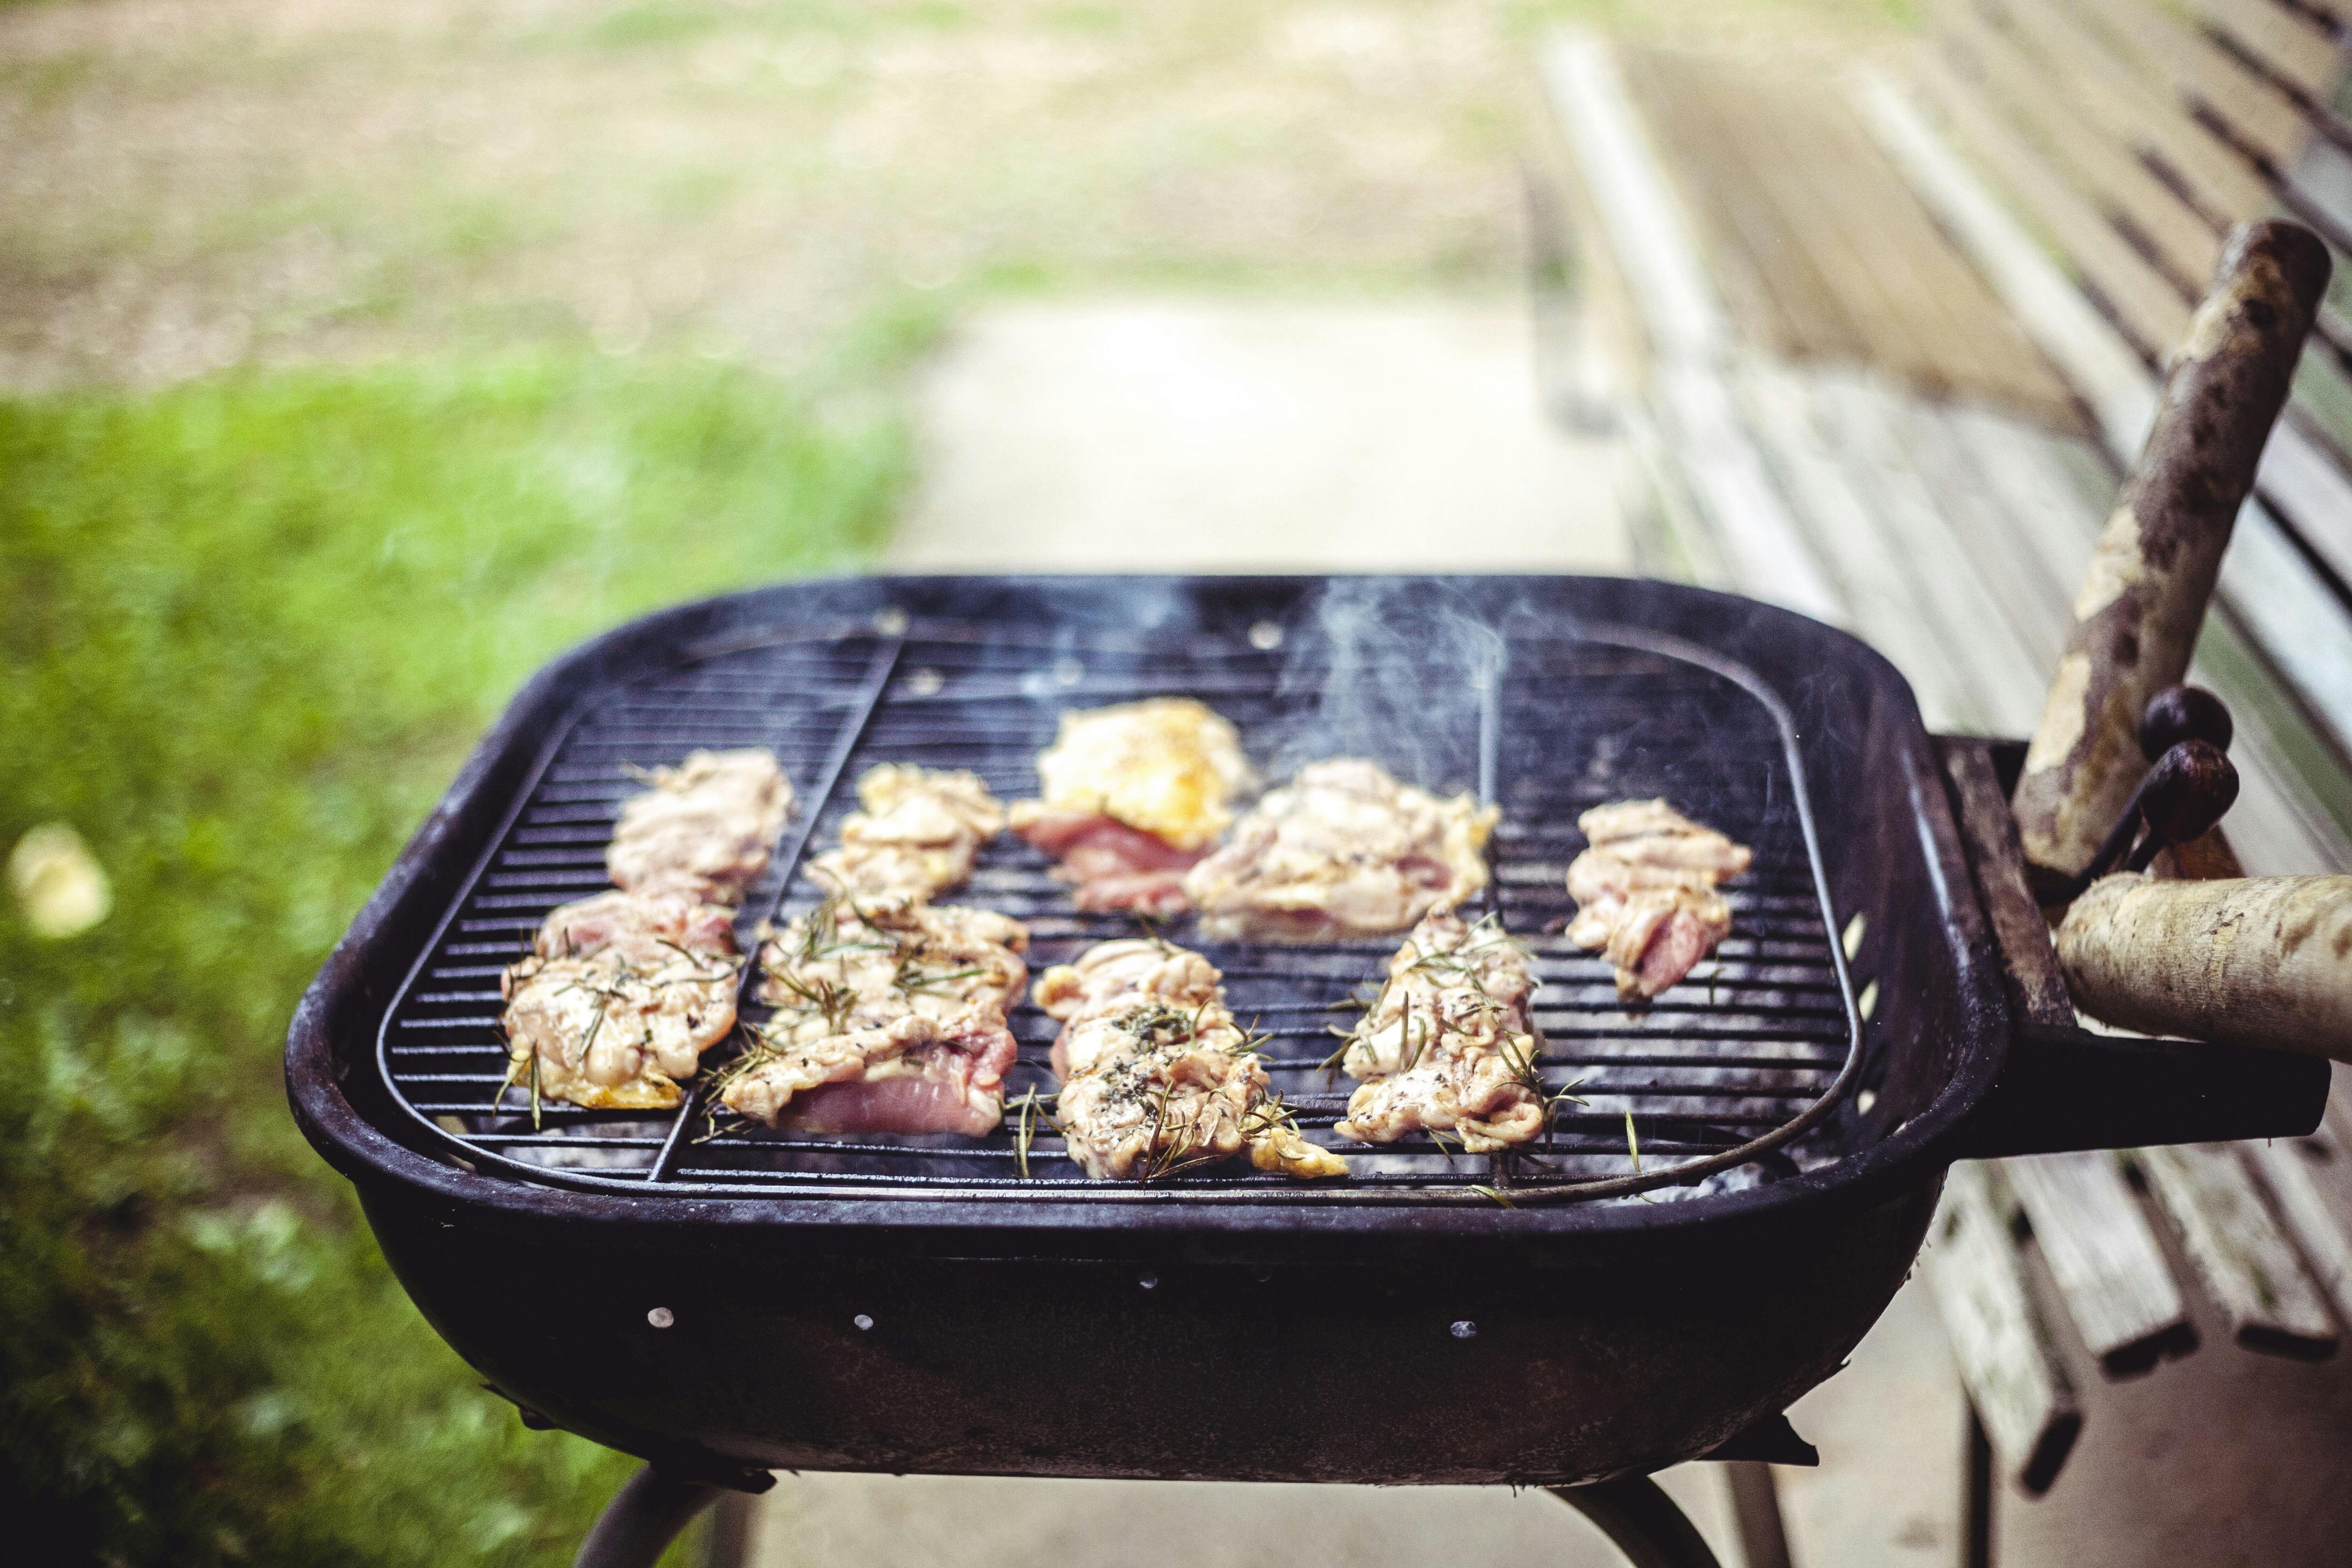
[873,607,909,636]
[1139,1273,1159,1290]
[1248,620,1284,650]
[1054,659,1084,687]
[853,1313,874,1331]
[908,667,944,697]
[647,1307,674,1329]
[1450,1320,1477,1340]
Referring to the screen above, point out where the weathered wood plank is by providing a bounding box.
[1942,739,2201,1378]
[2021,0,2273,228]
[2242,1119,2352,1333]
[1735,363,1982,729]
[2188,0,2346,104]
[1853,69,2352,847]
[1652,365,1845,622]
[1539,34,1728,363]
[1807,372,2049,733]
[1906,47,2189,374]
[2078,0,2311,169]
[2005,1153,2200,1374]
[1542,33,1846,624]
[1926,1162,2085,1493]
[2138,1141,2341,1356]
[1940,0,2223,296]
[1620,48,1864,369]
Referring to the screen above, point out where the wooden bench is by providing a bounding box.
[1538,6,2352,1560]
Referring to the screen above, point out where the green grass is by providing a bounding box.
[0,351,911,1566]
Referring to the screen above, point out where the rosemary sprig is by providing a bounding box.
[1468,1184,1518,1209]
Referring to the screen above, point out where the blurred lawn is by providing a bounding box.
[0,347,912,1565]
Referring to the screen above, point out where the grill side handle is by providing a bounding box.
[1953,1021,2328,1160]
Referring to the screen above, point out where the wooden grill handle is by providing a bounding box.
[2056,874,2352,1062]
[2013,221,2330,888]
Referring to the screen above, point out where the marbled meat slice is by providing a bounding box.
[530,888,738,965]
[606,749,793,904]
[1182,758,1499,941]
[1335,911,1546,1153]
[806,764,1006,900]
[720,897,1027,1135]
[1565,799,1752,999]
[1037,938,1346,1181]
[1009,698,1250,915]
[501,926,738,1109]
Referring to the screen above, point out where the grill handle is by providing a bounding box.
[2056,874,2352,1063]
[1956,1020,2328,1161]
[2012,220,2330,888]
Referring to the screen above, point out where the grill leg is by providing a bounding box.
[1551,1476,1724,1568]
[575,1465,724,1568]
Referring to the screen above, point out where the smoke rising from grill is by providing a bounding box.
[1268,578,1507,800]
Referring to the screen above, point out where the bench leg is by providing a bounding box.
[1965,1402,1996,1568]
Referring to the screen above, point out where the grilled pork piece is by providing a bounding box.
[500,876,746,1112]
[607,749,793,904]
[1182,759,1499,941]
[530,888,738,965]
[1009,698,1250,915]
[1336,911,1546,1152]
[1038,939,1346,1181]
[1565,800,1752,999]
[807,764,1006,900]
[500,890,743,1111]
[722,897,1027,1136]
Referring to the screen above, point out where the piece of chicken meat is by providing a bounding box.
[500,888,743,1112]
[1010,698,1250,915]
[606,749,793,904]
[1565,799,1752,999]
[1182,758,1499,941]
[806,764,1006,901]
[1037,938,1346,1181]
[721,896,1027,1136]
[1335,911,1547,1152]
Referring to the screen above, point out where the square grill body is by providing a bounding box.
[286,575,2311,1488]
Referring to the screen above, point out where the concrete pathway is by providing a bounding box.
[890,298,1633,573]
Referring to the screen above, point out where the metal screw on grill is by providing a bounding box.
[1248,620,1284,650]
[647,1307,674,1329]
[1138,1273,1159,1291]
[907,667,943,697]
[853,1314,874,1331]
[1054,658,1083,687]
[1450,1321,1478,1340]
[872,607,909,636]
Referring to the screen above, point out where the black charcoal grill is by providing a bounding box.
[286,575,2327,1557]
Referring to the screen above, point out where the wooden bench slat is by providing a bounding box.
[1733,362,1985,730]
[1928,1162,2085,1494]
[2188,0,2346,105]
[2243,1112,2352,1334]
[2005,1154,2200,1375]
[1942,0,2224,297]
[2023,0,2275,226]
[1620,50,1870,372]
[1910,47,2193,365]
[2080,0,2312,168]
[2138,1142,2342,1356]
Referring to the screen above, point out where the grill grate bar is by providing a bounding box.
[642,634,906,1185]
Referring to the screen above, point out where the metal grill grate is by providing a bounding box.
[377,613,1859,1203]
